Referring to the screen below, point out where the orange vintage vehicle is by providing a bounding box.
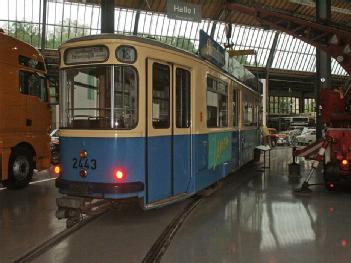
[0,31,51,188]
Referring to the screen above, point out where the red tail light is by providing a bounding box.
[341,239,347,247]
[114,169,125,181]
[80,169,88,177]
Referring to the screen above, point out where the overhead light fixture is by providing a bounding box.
[329,34,338,45]
[343,44,351,55]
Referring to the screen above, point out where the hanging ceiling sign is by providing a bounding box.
[199,30,225,68]
[167,0,202,22]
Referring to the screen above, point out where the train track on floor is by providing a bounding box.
[12,163,262,263]
[141,166,262,263]
[13,197,202,263]
[13,211,108,263]
[142,196,202,263]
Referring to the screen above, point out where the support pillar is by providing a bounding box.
[133,11,140,35]
[315,0,331,139]
[40,0,47,50]
[101,0,115,34]
[264,32,279,128]
[300,94,304,114]
[261,78,268,126]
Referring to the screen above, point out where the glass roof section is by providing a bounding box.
[0,0,347,76]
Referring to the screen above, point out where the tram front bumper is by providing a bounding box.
[56,178,144,196]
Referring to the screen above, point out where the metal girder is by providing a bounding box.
[266,31,280,70]
[133,12,140,35]
[101,0,114,33]
[225,3,351,75]
[133,0,145,36]
[210,7,227,39]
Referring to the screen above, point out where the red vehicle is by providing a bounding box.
[223,3,351,191]
[268,128,288,146]
[320,90,351,190]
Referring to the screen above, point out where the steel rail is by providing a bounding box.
[142,197,202,263]
[13,210,109,263]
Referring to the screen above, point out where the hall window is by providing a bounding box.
[304,98,315,113]
[243,94,257,126]
[19,71,48,101]
[269,96,300,114]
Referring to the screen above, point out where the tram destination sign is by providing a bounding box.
[199,30,225,68]
[64,46,108,65]
[167,0,201,22]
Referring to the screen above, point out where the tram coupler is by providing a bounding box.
[56,196,84,228]
[56,196,111,227]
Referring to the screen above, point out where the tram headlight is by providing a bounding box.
[114,168,125,181]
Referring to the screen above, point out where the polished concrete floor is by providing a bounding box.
[0,171,65,262]
[2,147,351,263]
[163,148,351,263]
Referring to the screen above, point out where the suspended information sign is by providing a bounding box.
[167,0,201,22]
[199,30,225,68]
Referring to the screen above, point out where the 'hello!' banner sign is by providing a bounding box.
[167,0,202,22]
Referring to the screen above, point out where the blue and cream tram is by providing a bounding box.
[55,33,261,208]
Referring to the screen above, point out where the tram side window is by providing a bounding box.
[19,71,48,101]
[114,66,138,129]
[207,77,228,128]
[232,89,239,127]
[254,99,259,126]
[176,68,191,128]
[152,63,170,129]
[243,95,256,126]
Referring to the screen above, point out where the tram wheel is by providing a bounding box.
[4,147,33,189]
[323,161,339,191]
[66,216,81,228]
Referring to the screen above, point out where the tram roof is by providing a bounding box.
[61,33,261,94]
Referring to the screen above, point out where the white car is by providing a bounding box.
[296,129,316,145]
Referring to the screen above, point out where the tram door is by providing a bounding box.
[146,59,191,203]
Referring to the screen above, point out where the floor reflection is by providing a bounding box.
[163,147,351,263]
[0,170,65,262]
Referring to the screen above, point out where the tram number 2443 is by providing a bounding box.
[72,158,97,170]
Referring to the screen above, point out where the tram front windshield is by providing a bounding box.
[61,65,138,130]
